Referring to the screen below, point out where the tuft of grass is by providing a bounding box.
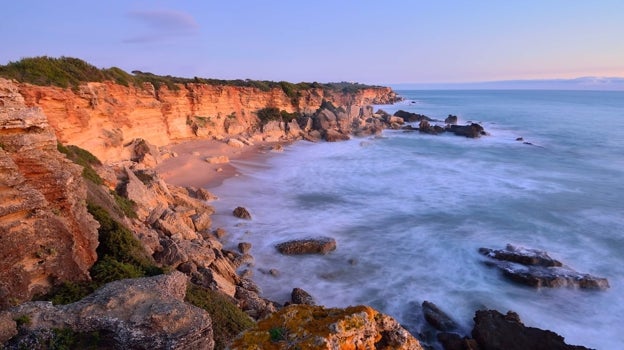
[57,143,104,185]
[269,327,287,342]
[185,284,255,350]
[14,314,31,327]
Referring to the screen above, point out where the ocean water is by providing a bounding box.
[210,90,624,349]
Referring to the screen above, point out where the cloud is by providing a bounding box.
[124,9,199,43]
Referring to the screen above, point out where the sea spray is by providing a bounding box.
[211,90,624,349]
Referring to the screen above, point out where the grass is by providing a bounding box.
[185,283,255,350]
[109,190,138,219]
[0,56,382,93]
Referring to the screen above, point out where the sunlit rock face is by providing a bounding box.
[0,80,99,308]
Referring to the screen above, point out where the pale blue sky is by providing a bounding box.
[2,0,623,84]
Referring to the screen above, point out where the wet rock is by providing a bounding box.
[275,237,337,255]
[516,137,524,141]
[394,110,433,123]
[291,288,316,305]
[447,123,486,138]
[479,244,610,290]
[324,129,350,142]
[233,206,251,220]
[472,310,590,350]
[445,114,459,124]
[213,227,227,239]
[231,304,423,349]
[422,301,458,332]
[238,242,252,254]
[418,120,445,135]
[437,332,480,350]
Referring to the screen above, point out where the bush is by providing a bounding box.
[45,281,96,305]
[90,256,144,284]
[256,107,282,125]
[57,143,104,185]
[185,284,255,350]
[110,190,138,219]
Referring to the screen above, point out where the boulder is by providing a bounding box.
[231,304,423,349]
[233,206,252,220]
[472,310,590,350]
[393,110,433,123]
[447,123,486,138]
[479,244,610,289]
[227,138,245,148]
[422,301,458,332]
[324,129,350,142]
[275,237,337,255]
[238,242,252,254]
[444,114,459,124]
[291,288,316,305]
[205,155,229,164]
[6,272,214,350]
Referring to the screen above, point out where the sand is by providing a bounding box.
[154,139,285,189]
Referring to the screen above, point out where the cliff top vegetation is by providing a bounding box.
[0,56,382,94]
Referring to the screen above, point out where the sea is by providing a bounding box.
[210,90,624,349]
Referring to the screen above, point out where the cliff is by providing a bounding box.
[3,78,399,163]
[0,82,99,308]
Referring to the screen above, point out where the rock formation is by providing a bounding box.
[275,237,337,255]
[5,272,214,350]
[3,78,400,163]
[231,304,423,350]
[0,82,99,308]
[479,244,610,289]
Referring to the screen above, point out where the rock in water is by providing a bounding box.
[291,288,316,305]
[6,272,214,350]
[444,114,459,124]
[233,206,252,220]
[275,237,337,255]
[422,301,458,332]
[231,304,423,350]
[472,310,591,350]
[479,244,610,289]
[447,123,486,138]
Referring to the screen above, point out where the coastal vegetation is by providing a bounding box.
[185,284,255,350]
[56,143,104,185]
[0,56,382,95]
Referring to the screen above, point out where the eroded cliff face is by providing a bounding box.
[6,78,399,162]
[0,82,99,308]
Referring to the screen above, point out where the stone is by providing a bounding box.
[422,301,458,332]
[324,129,350,142]
[213,227,227,239]
[233,206,252,220]
[447,123,486,138]
[238,242,252,254]
[191,211,212,232]
[0,311,17,344]
[479,244,610,289]
[291,288,316,305]
[394,110,433,123]
[231,304,423,349]
[205,155,229,164]
[444,114,459,124]
[227,138,245,148]
[6,272,214,350]
[275,237,337,255]
[472,310,590,350]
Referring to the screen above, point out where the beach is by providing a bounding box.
[155,139,285,189]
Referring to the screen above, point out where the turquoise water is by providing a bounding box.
[211,90,624,349]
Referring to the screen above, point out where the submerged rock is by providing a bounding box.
[291,287,316,305]
[447,123,486,138]
[275,237,337,255]
[422,301,458,332]
[479,244,610,290]
[393,110,433,123]
[444,114,459,124]
[231,304,423,350]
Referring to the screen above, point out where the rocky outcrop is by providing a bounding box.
[0,83,99,308]
[394,110,433,123]
[233,206,252,220]
[471,310,590,350]
[231,304,423,350]
[291,287,316,305]
[5,272,214,350]
[275,237,337,255]
[2,78,399,163]
[479,244,610,290]
[447,123,486,138]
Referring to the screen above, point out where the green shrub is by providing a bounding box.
[87,203,157,271]
[110,190,138,219]
[47,328,111,350]
[57,143,104,185]
[13,314,31,327]
[185,284,255,350]
[45,281,95,305]
[256,107,282,125]
[269,327,286,342]
[90,256,144,284]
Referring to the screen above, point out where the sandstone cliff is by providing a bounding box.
[3,78,399,163]
[0,82,99,308]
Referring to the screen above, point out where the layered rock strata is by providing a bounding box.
[0,83,98,308]
[2,78,400,163]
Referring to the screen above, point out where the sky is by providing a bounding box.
[1,0,623,85]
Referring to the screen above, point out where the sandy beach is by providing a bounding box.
[154,139,287,189]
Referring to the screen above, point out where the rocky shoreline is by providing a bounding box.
[0,77,600,349]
